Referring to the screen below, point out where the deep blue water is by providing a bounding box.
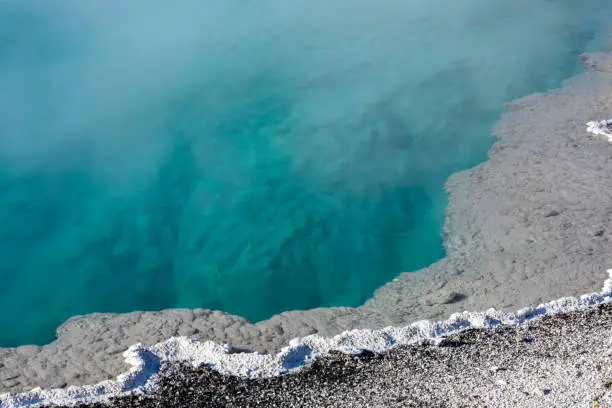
[0,0,611,346]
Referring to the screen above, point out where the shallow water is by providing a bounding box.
[0,0,611,347]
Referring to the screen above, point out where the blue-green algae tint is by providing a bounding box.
[0,0,611,346]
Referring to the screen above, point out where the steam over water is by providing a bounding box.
[0,0,611,346]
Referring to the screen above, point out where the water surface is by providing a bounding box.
[0,0,611,346]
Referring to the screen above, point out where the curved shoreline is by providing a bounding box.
[1,272,611,407]
[2,50,612,395]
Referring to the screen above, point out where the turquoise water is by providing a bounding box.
[0,1,611,347]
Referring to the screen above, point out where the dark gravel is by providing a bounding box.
[54,303,612,408]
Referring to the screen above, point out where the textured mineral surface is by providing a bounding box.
[58,303,612,408]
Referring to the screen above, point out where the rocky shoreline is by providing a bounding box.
[1,270,610,407]
[2,50,612,401]
[48,302,612,408]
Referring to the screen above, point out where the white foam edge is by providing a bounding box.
[586,118,612,141]
[2,269,612,408]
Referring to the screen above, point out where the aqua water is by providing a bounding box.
[0,0,611,346]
